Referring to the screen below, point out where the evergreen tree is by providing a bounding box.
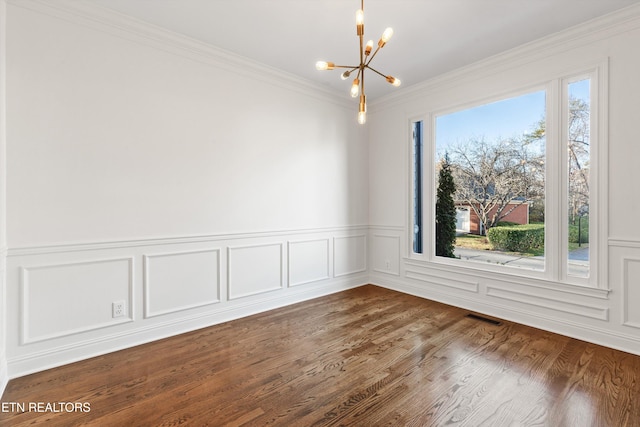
[436,155,457,258]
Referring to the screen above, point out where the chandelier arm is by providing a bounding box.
[366,65,387,79]
[365,45,383,67]
[359,36,364,66]
[315,0,399,124]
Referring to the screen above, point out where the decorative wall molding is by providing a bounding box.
[372,278,639,357]
[4,0,640,387]
[227,243,284,300]
[368,225,404,232]
[6,225,368,257]
[486,285,609,321]
[143,249,221,318]
[4,225,369,377]
[6,0,350,108]
[0,246,7,397]
[405,259,611,300]
[622,258,640,329]
[373,3,640,109]
[20,257,134,344]
[287,238,330,287]
[0,358,7,402]
[405,267,479,293]
[334,235,367,277]
[7,276,364,377]
[371,234,401,276]
[609,238,640,248]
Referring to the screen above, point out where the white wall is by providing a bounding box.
[4,0,640,400]
[368,5,640,355]
[3,1,369,379]
[0,0,9,398]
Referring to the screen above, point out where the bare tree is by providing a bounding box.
[527,97,590,223]
[567,97,590,223]
[446,94,587,236]
[448,137,544,235]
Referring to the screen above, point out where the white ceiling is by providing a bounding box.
[87,0,640,99]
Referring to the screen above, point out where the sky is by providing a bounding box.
[435,78,590,156]
[435,90,546,154]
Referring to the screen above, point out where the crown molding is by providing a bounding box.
[373,3,640,109]
[6,0,350,108]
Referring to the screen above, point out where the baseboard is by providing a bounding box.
[371,278,640,357]
[8,277,366,379]
[0,355,8,399]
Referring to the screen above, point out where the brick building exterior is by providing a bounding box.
[456,201,529,235]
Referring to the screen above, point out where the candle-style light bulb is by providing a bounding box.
[386,75,401,87]
[350,78,360,98]
[315,61,335,71]
[381,27,393,42]
[358,94,367,125]
[378,27,393,47]
[365,40,374,56]
[356,9,364,35]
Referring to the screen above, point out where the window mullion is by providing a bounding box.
[591,67,605,288]
[559,78,572,283]
[545,80,563,281]
[423,116,434,260]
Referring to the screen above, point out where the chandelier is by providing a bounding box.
[315,0,401,124]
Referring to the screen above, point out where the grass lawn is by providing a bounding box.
[456,231,588,258]
[455,233,545,256]
[455,234,492,251]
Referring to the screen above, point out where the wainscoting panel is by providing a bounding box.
[288,239,330,287]
[371,234,400,276]
[228,243,284,300]
[0,248,8,398]
[623,257,640,329]
[369,238,640,356]
[334,235,367,277]
[20,258,133,344]
[6,227,367,378]
[486,284,609,321]
[405,265,479,293]
[143,249,220,318]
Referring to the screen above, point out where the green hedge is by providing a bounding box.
[487,224,545,252]
[496,221,519,227]
[568,219,589,244]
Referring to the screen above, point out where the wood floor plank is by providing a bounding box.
[1,285,639,426]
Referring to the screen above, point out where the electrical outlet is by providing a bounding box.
[385,260,391,270]
[112,300,126,318]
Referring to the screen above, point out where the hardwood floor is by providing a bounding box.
[1,285,639,426]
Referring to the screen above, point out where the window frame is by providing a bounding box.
[409,61,608,289]
[408,114,431,262]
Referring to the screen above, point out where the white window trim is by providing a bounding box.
[408,60,608,290]
[407,113,431,262]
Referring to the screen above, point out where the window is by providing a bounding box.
[435,90,547,270]
[565,78,591,279]
[412,121,424,254]
[411,67,603,287]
